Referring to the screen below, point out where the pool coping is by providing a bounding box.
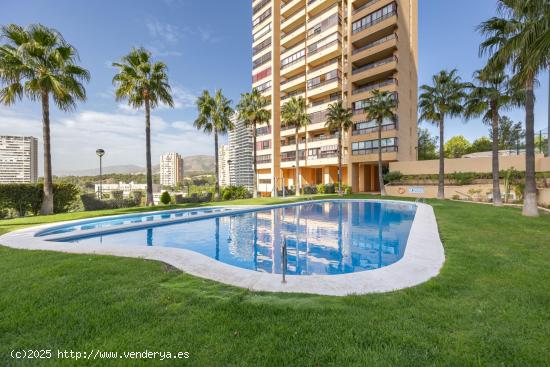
[0,199,445,296]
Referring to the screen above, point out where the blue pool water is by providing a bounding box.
[57,201,417,275]
[36,207,232,237]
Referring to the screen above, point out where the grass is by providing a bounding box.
[1,195,549,366]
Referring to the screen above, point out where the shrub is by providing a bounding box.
[301,185,317,195]
[0,183,78,216]
[448,172,475,185]
[325,183,335,194]
[342,184,352,195]
[221,186,252,201]
[316,184,326,194]
[160,191,171,205]
[384,171,403,185]
[80,193,137,211]
[111,190,124,202]
[131,190,144,206]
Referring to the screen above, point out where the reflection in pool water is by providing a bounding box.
[63,201,416,275]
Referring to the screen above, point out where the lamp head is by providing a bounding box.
[96,149,105,157]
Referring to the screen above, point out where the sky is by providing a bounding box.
[0,0,548,174]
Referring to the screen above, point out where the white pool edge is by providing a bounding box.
[0,199,445,296]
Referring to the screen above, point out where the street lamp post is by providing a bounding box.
[96,149,105,199]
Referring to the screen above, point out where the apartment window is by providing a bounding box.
[255,80,272,93]
[253,52,272,69]
[308,109,329,125]
[256,154,272,164]
[253,0,270,15]
[281,48,305,69]
[253,7,271,27]
[352,3,397,34]
[307,69,341,90]
[353,118,397,134]
[307,13,339,38]
[253,37,271,56]
[352,137,398,155]
[259,179,271,184]
[308,32,339,55]
[256,140,272,150]
[253,23,271,41]
[281,150,305,161]
[256,125,272,136]
[252,67,271,83]
[352,92,397,113]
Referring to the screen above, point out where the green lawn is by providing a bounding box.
[1,195,549,366]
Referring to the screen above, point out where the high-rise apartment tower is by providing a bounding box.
[251,0,417,194]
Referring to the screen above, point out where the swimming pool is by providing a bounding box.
[0,199,445,295]
[36,207,233,237]
[54,200,416,275]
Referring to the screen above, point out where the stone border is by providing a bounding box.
[0,199,445,296]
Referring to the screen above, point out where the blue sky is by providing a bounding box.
[0,0,548,173]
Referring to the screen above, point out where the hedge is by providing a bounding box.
[80,193,140,211]
[0,183,79,216]
[221,186,252,201]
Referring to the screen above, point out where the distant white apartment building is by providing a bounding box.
[0,135,38,184]
[228,119,254,191]
[94,181,160,198]
[218,144,230,187]
[160,152,183,187]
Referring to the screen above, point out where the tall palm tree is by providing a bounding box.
[479,0,550,217]
[0,24,90,215]
[363,90,397,196]
[281,96,310,195]
[113,47,174,206]
[325,100,353,196]
[236,89,270,198]
[464,68,523,206]
[419,70,468,199]
[194,89,234,199]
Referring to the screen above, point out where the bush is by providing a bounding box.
[448,172,475,185]
[221,186,252,201]
[0,183,79,216]
[80,193,138,211]
[131,190,144,206]
[342,184,352,195]
[301,185,317,195]
[325,183,335,194]
[384,171,403,185]
[316,184,326,194]
[160,191,171,205]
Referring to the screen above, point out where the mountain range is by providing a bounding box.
[55,155,215,176]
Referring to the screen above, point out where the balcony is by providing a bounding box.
[280,55,306,77]
[307,0,338,17]
[281,73,306,93]
[281,0,305,17]
[351,11,397,44]
[352,0,384,15]
[281,23,306,48]
[351,145,398,156]
[351,55,397,83]
[253,0,270,16]
[281,89,306,102]
[281,7,306,32]
[352,78,397,96]
[351,33,397,63]
[307,38,341,65]
[352,122,397,136]
[307,76,341,98]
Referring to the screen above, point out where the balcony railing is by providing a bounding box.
[281,54,305,70]
[253,0,270,15]
[352,11,397,35]
[281,73,306,86]
[281,89,305,101]
[352,56,397,75]
[352,33,397,55]
[309,134,338,142]
[308,57,340,73]
[307,76,341,90]
[352,78,397,95]
[308,39,340,57]
[352,0,382,15]
[352,122,397,136]
[281,124,296,131]
[309,93,340,107]
[352,145,398,155]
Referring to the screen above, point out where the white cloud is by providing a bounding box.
[0,106,213,175]
[145,19,180,44]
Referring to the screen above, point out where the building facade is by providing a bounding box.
[159,152,184,187]
[94,181,160,198]
[228,118,255,191]
[0,135,38,184]
[251,0,418,195]
[218,144,230,187]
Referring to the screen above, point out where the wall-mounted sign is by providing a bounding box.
[408,186,425,194]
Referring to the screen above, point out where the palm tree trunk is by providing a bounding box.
[214,128,220,200]
[252,123,258,198]
[145,98,154,206]
[377,119,386,196]
[547,70,550,157]
[491,103,502,206]
[522,80,539,217]
[437,117,445,199]
[337,128,342,196]
[295,129,300,196]
[40,91,54,215]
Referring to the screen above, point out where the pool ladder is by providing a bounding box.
[282,237,288,284]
